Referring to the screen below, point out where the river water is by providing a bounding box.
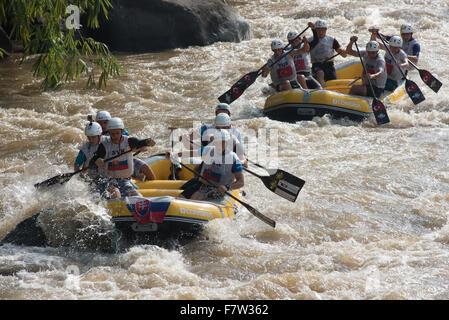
[0,0,448,300]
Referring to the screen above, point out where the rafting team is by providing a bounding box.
[264,20,420,98]
[76,103,245,201]
[74,20,420,201]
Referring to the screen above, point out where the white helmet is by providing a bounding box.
[315,20,327,29]
[287,31,299,41]
[107,117,124,130]
[366,41,379,52]
[96,110,111,121]
[271,39,284,50]
[400,24,413,34]
[215,103,231,113]
[85,122,102,136]
[215,113,231,127]
[389,35,403,48]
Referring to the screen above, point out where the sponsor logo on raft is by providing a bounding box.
[332,98,361,110]
[180,207,213,218]
[267,97,285,107]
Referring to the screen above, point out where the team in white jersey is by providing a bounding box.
[346,37,387,98]
[258,20,419,94]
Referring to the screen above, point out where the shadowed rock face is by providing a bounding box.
[0,26,12,57]
[83,0,251,52]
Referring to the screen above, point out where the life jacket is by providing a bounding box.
[362,50,387,89]
[292,45,312,73]
[101,135,133,179]
[308,35,336,63]
[268,53,297,85]
[200,146,242,186]
[384,46,407,82]
[402,38,419,56]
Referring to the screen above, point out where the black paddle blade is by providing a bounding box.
[245,204,276,228]
[405,79,425,105]
[218,71,259,104]
[418,69,442,93]
[34,172,75,190]
[372,98,390,125]
[261,170,305,203]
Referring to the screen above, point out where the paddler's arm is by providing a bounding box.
[261,63,272,78]
[90,143,106,167]
[290,37,309,56]
[302,36,310,53]
[334,39,347,58]
[128,137,156,149]
[307,22,319,50]
[369,27,385,50]
[368,60,386,81]
[345,36,358,57]
[216,171,245,194]
[74,150,86,171]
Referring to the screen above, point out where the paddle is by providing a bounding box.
[376,31,425,105]
[346,77,361,86]
[354,40,390,125]
[407,59,442,93]
[169,155,276,228]
[218,26,310,104]
[168,127,181,180]
[34,149,134,190]
[186,137,305,202]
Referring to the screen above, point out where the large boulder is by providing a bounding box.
[83,0,251,52]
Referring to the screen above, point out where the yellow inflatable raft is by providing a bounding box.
[106,154,241,242]
[263,59,407,122]
[1,154,242,248]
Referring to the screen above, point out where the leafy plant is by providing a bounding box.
[0,0,122,90]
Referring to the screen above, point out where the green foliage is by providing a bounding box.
[0,0,122,90]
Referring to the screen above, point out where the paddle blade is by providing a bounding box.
[405,79,425,105]
[372,98,390,125]
[418,69,442,93]
[34,172,75,190]
[261,169,305,203]
[241,201,276,228]
[218,71,259,104]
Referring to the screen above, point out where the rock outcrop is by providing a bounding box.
[83,0,251,52]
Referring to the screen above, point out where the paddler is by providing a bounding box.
[286,31,322,89]
[261,39,301,92]
[90,117,156,199]
[308,20,348,88]
[74,115,103,181]
[170,129,244,200]
[345,37,387,97]
[96,110,155,181]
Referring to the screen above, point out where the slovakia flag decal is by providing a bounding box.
[125,196,172,224]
